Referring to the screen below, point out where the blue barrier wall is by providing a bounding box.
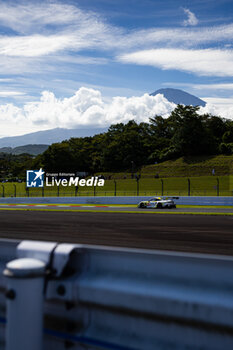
[0,195,232,205]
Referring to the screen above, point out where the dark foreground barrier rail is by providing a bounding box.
[0,239,233,349]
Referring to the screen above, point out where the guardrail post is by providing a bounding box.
[26,188,29,197]
[136,178,139,196]
[42,187,44,197]
[1,184,4,197]
[13,184,16,197]
[114,180,117,196]
[216,178,219,196]
[57,185,60,197]
[188,178,191,196]
[94,185,96,196]
[161,179,164,196]
[4,258,46,350]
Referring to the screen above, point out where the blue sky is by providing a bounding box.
[1,0,233,136]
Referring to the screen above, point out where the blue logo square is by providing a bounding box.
[26,169,44,188]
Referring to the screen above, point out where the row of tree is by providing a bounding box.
[1,105,233,177]
[34,105,233,172]
[0,153,33,180]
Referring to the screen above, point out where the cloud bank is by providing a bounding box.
[0,88,176,135]
[0,87,232,137]
[118,48,233,77]
[0,1,233,79]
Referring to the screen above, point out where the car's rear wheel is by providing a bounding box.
[157,203,162,209]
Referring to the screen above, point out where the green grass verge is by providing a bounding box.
[1,174,232,197]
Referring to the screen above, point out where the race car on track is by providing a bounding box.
[137,197,178,209]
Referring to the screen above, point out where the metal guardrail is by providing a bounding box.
[0,239,233,349]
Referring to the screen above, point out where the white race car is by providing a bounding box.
[137,197,178,209]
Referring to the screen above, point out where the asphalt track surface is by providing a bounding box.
[0,208,233,255]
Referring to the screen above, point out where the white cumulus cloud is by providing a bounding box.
[200,98,233,119]
[1,87,176,136]
[0,87,233,137]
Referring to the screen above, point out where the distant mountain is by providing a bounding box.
[0,144,49,156]
[150,88,206,107]
[0,127,107,148]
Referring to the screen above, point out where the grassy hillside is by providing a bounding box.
[96,155,233,179]
[141,155,233,178]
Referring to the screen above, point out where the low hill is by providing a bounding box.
[0,127,108,148]
[0,144,49,156]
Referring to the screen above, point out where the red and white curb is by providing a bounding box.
[0,204,125,208]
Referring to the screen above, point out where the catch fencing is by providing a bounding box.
[1,175,232,197]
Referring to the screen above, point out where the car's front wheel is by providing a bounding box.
[139,203,145,208]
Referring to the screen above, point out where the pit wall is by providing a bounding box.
[0,196,232,206]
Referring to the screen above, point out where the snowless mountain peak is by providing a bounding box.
[150,88,206,107]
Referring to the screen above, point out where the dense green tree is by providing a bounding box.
[37,106,233,172]
[0,153,34,180]
[102,121,150,171]
[42,142,74,172]
[222,129,233,143]
[1,105,233,178]
[169,105,207,155]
